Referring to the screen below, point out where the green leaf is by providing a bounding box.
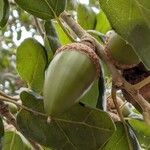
[96,72,106,111]
[129,119,150,136]
[16,38,47,93]
[0,117,4,150]
[2,131,32,150]
[17,91,115,150]
[136,133,150,150]
[80,80,99,107]
[77,4,96,30]
[99,0,150,70]
[95,11,111,34]
[102,122,140,150]
[44,20,61,56]
[20,90,45,112]
[15,0,66,20]
[53,21,72,45]
[0,0,9,28]
[129,119,150,149]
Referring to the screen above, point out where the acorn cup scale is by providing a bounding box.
[43,43,100,116]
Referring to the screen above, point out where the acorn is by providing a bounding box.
[43,42,100,116]
[5,102,18,114]
[105,30,140,69]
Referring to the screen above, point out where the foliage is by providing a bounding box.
[0,0,149,149]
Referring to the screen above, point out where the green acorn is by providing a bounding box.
[5,102,18,114]
[105,30,140,69]
[43,43,100,116]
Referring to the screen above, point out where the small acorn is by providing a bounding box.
[105,30,140,69]
[43,42,100,116]
[107,96,132,117]
[5,102,18,114]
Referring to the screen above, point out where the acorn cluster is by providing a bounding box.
[43,31,149,117]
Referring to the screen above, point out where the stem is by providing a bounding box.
[60,11,87,38]
[0,101,18,129]
[0,90,19,101]
[0,96,47,118]
[33,16,44,38]
[120,101,128,109]
[111,86,132,150]
[111,87,125,122]
[133,76,150,90]
[57,18,76,42]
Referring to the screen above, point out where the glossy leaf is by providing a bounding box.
[129,119,150,136]
[0,0,9,28]
[53,21,72,45]
[20,90,44,112]
[136,133,150,150]
[77,3,96,30]
[99,0,150,70]
[17,91,115,150]
[80,80,99,107]
[15,0,66,20]
[16,38,47,93]
[129,119,150,149]
[44,20,61,55]
[102,122,141,150]
[2,131,32,150]
[95,11,111,34]
[0,117,4,150]
[127,124,141,150]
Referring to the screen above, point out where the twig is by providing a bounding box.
[60,11,87,38]
[57,18,77,42]
[111,87,125,122]
[0,101,18,129]
[0,96,47,118]
[33,16,44,38]
[111,86,132,150]
[0,90,19,101]
[133,76,150,90]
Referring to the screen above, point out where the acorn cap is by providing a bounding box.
[55,43,100,77]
